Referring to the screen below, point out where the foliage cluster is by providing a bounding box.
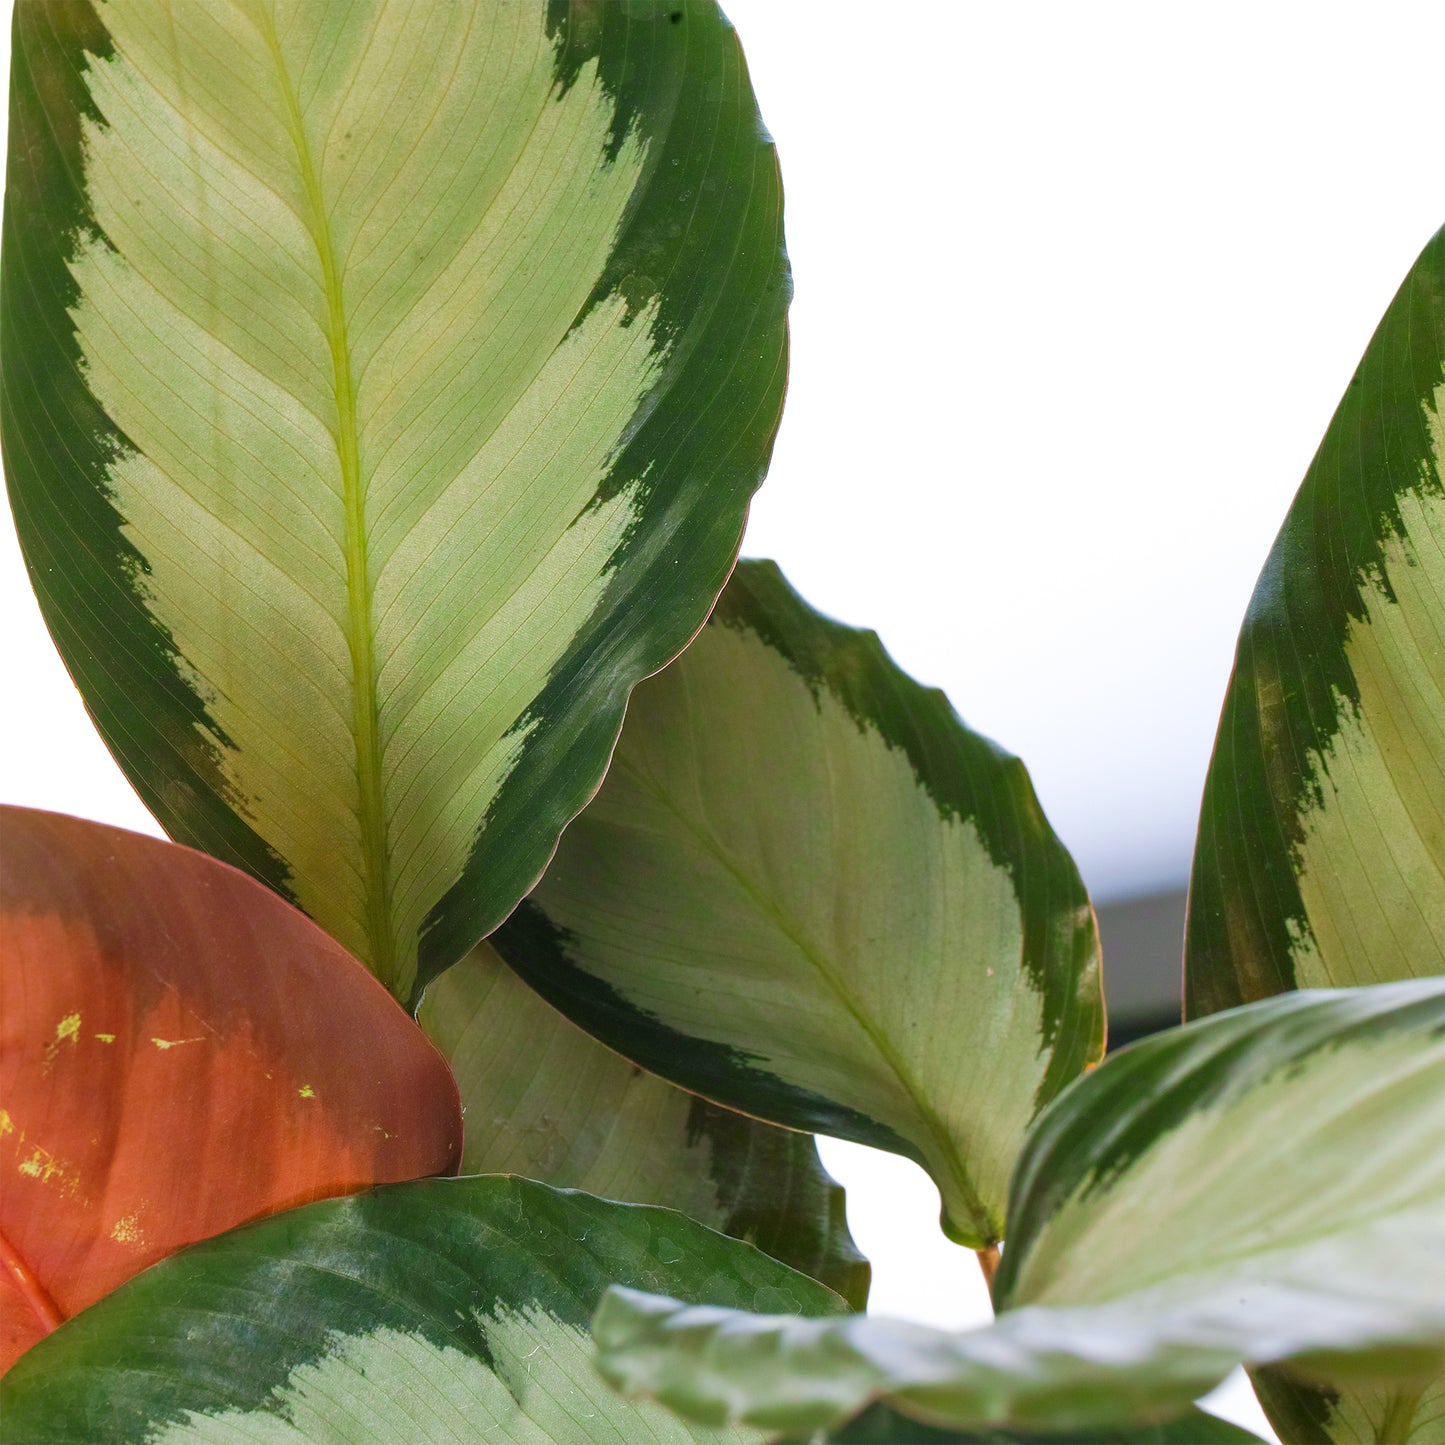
[1,4,1442,1442]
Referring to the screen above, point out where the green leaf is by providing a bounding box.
[1,0,786,1005]
[592,981,1445,1436]
[777,1402,1267,1443]
[1246,1371,1444,1445]
[0,804,460,1374]
[417,941,870,1309]
[1186,225,1444,1015]
[1185,228,1445,1444]
[0,1175,845,1443]
[492,559,1103,1247]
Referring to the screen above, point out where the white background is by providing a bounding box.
[5,3,1444,1436]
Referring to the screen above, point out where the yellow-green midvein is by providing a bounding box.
[260,16,397,989]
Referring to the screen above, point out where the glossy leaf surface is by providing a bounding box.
[0,1175,844,1443]
[418,942,869,1308]
[0,806,461,1374]
[494,560,1103,1246]
[594,981,1445,1435]
[1186,227,1445,1445]
[2,0,786,1004]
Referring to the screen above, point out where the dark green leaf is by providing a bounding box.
[0,1176,845,1442]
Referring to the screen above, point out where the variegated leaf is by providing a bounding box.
[1,0,786,1005]
[593,982,1445,1437]
[0,1176,845,1443]
[1186,226,1445,1444]
[1186,224,1444,1009]
[492,560,1103,1248]
[417,942,870,1309]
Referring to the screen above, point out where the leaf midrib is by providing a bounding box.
[0,1225,63,1338]
[611,752,995,1245]
[259,15,395,987]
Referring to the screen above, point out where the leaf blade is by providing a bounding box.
[0,805,461,1374]
[1186,226,1445,1016]
[1185,227,1445,1443]
[0,1176,845,1443]
[419,941,870,1310]
[493,559,1103,1246]
[2,0,788,1003]
[592,982,1445,1435]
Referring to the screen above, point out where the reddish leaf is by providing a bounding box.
[0,807,462,1371]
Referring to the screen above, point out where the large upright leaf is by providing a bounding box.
[418,942,870,1309]
[1186,228,1445,1442]
[0,1175,845,1443]
[493,560,1103,1248]
[1186,225,1444,1014]
[2,0,787,1004]
[593,981,1445,1436]
[0,806,461,1374]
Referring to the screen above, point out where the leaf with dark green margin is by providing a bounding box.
[417,941,870,1309]
[2,0,787,1006]
[1185,227,1445,1445]
[492,559,1103,1248]
[1186,225,1444,1014]
[775,1401,1266,1443]
[592,982,1445,1436]
[0,1175,846,1443]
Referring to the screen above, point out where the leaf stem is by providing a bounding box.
[975,1242,1000,1297]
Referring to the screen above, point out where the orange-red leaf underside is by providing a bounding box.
[0,806,462,1371]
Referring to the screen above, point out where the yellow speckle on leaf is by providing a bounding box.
[109,1212,145,1246]
[0,1110,13,1139]
[151,1036,204,1050]
[16,1142,76,1193]
[44,1013,84,1067]
[298,1085,316,1099]
[95,1033,116,1044]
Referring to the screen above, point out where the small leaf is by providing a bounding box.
[0,805,461,1374]
[593,981,1445,1436]
[1186,227,1445,1444]
[2,0,787,1005]
[493,560,1103,1247]
[0,1176,846,1443]
[419,942,870,1308]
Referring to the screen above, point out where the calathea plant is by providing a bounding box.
[0,2,1440,1442]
